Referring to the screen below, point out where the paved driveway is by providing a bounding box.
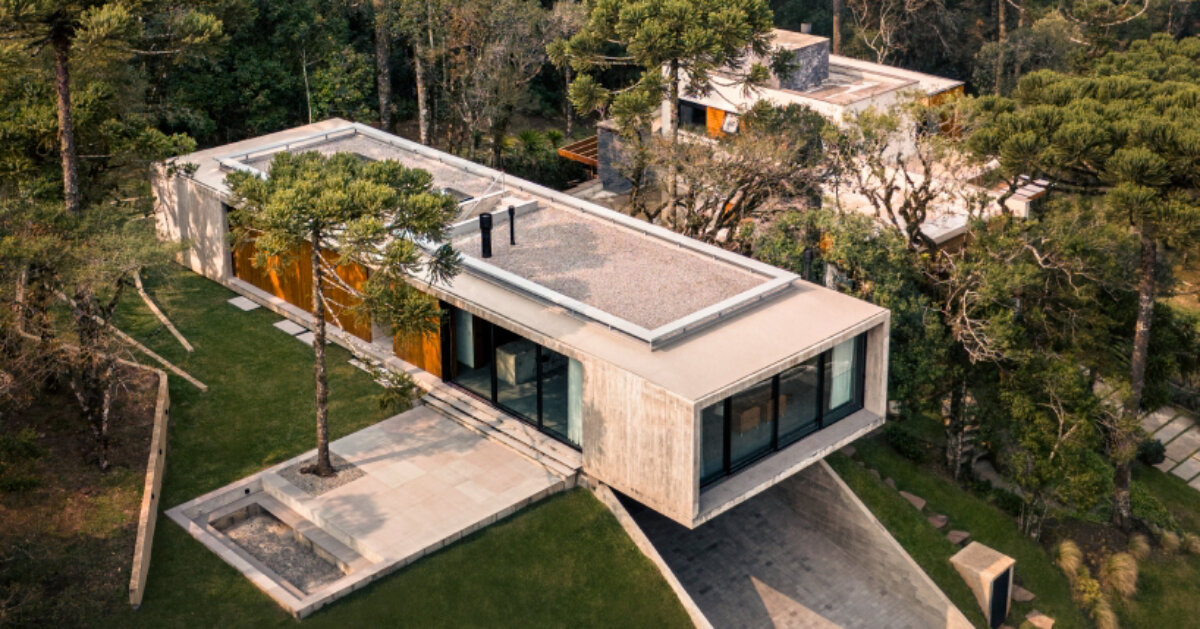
[632,463,964,629]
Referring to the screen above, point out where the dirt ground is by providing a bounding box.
[0,367,158,627]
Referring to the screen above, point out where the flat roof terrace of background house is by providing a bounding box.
[452,204,768,331]
[235,132,500,201]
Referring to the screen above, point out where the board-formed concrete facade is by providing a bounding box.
[153,119,890,528]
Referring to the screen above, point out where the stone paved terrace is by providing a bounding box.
[168,405,570,618]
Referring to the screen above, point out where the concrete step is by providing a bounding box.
[421,389,580,479]
[422,395,578,480]
[423,385,582,468]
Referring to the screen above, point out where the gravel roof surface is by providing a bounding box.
[454,207,767,330]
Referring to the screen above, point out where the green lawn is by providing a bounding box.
[828,437,1088,629]
[104,267,690,628]
[1112,465,1200,628]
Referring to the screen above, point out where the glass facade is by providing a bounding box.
[700,333,867,486]
[446,306,582,448]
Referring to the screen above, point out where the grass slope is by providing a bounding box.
[104,268,689,628]
[828,437,1088,629]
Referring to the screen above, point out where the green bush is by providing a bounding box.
[884,422,935,464]
[1132,481,1176,530]
[991,487,1025,518]
[1138,438,1167,466]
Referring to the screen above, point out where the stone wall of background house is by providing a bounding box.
[777,40,830,92]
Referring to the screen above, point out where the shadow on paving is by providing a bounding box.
[628,463,959,629]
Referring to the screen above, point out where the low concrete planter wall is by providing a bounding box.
[129,368,171,609]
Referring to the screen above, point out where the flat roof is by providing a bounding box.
[452,204,767,330]
[170,119,888,401]
[210,122,796,348]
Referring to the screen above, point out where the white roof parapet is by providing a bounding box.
[215,122,800,350]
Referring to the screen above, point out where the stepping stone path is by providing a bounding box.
[899,491,926,510]
[1138,405,1200,489]
[947,530,970,545]
[1012,584,1035,603]
[927,514,948,529]
[1025,610,1054,629]
[296,331,315,346]
[885,478,896,489]
[868,468,881,480]
[273,319,307,335]
[227,295,260,311]
[841,445,856,456]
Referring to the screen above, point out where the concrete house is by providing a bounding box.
[154,119,890,528]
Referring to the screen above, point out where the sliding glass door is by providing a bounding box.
[700,333,867,486]
[445,306,582,448]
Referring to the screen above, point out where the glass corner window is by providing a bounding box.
[700,332,867,487]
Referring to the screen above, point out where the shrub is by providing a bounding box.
[1137,438,1167,466]
[1101,552,1138,598]
[991,488,1025,518]
[1161,530,1181,554]
[1129,533,1151,561]
[1132,481,1175,530]
[1073,567,1103,609]
[1184,532,1200,555]
[883,423,934,464]
[1056,540,1083,581]
[1092,597,1119,629]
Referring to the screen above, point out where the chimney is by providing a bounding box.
[800,22,812,34]
[507,205,516,245]
[479,213,493,258]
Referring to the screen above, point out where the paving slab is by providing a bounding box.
[1012,584,1035,602]
[1173,456,1200,482]
[167,405,568,618]
[295,331,315,346]
[634,466,957,629]
[274,319,307,335]
[1156,457,1180,473]
[1154,416,1194,444]
[947,530,970,546]
[1143,407,1180,434]
[927,514,948,529]
[899,491,926,511]
[228,296,261,311]
[1165,428,1200,462]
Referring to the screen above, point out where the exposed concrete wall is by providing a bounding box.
[779,462,972,629]
[581,357,696,525]
[152,168,231,282]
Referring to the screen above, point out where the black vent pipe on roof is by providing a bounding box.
[479,212,493,258]
[507,205,516,245]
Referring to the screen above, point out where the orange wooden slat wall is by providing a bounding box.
[392,296,442,378]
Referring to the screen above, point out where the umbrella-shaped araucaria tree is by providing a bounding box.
[226,151,460,477]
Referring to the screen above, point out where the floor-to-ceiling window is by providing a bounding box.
[699,333,867,486]
[446,306,582,449]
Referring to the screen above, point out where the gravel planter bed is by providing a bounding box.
[218,511,343,594]
[278,453,365,496]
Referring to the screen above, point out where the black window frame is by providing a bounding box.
[700,333,868,488]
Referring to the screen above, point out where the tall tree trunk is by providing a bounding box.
[832,0,842,55]
[373,0,393,130]
[995,0,1007,95]
[1113,226,1157,529]
[564,66,574,137]
[665,62,680,227]
[414,46,430,144]
[52,31,80,215]
[307,235,335,477]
